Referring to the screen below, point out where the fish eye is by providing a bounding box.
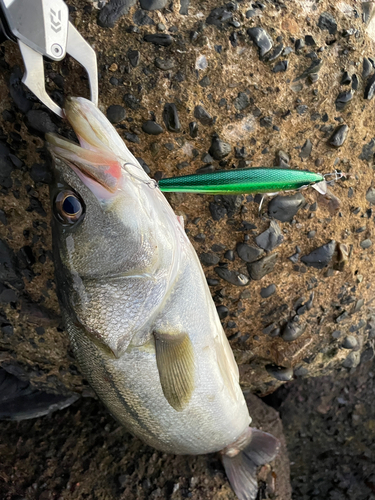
[54,190,85,225]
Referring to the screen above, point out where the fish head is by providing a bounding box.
[46,98,172,322]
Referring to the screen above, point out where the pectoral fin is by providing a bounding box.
[154,331,195,412]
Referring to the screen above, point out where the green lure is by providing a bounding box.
[158,167,324,195]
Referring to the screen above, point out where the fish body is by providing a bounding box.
[158,167,324,195]
[47,98,278,500]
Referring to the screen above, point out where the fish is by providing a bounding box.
[46,97,280,500]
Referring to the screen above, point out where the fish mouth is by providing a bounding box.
[46,97,123,193]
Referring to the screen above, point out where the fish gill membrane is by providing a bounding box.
[46,97,280,500]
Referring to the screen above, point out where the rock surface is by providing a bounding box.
[0,0,375,471]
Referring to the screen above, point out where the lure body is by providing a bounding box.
[158,167,324,195]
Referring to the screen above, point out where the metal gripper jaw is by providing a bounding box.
[0,0,98,117]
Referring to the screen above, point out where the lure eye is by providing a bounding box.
[54,191,85,225]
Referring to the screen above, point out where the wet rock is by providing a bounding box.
[98,0,137,28]
[194,105,213,126]
[301,240,336,269]
[261,284,276,298]
[366,187,375,204]
[247,253,278,280]
[142,121,163,135]
[342,351,361,369]
[127,49,140,67]
[272,60,288,73]
[268,193,305,222]
[26,110,57,134]
[214,267,249,286]
[300,139,312,159]
[247,27,273,59]
[206,7,233,29]
[255,221,284,251]
[343,336,358,349]
[364,73,375,100]
[234,92,250,111]
[360,239,372,249]
[106,104,126,123]
[236,243,263,263]
[266,365,293,381]
[363,58,373,79]
[335,90,353,111]
[155,58,175,71]
[200,252,220,266]
[359,138,375,161]
[318,12,337,35]
[137,157,151,174]
[162,104,180,132]
[282,321,304,342]
[0,239,23,289]
[209,135,231,160]
[328,125,349,148]
[144,34,173,46]
[140,0,167,10]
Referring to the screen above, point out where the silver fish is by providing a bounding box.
[46,97,279,500]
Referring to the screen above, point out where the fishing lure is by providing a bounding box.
[157,167,325,195]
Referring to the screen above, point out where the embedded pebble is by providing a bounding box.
[140,0,167,10]
[264,43,283,63]
[364,73,375,100]
[209,202,226,221]
[144,34,173,46]
[247,27,273,59]
[363,58,373,79]
[295,59,323,81]
[360,239,372,249]
[209,135,231,160]
[282,322,304,342]
[26,110,57,134]
[328,125,349,148]
[335,90,353,111]
[216,305,229,320]
[224,250,235,261]
[301,240,336,269]
[133,10,154,26]
[366,187,375,204]
[273,60,288,73]
[342,351,361,369]
[234,92,250,111]
[236,243,263,263]
[341,71,351,85]
[123,94,140,110]
[30,163,52,184]
[155,58,175,71]
[127,49,140,67]
[106,105,126,124]
[351,74,359,91]
[162,104,180,132]
[194,105,213,126]
[189,122,198,138]
[260,284,276,298]
[300,139,312,159]
[317,12,337,34]
[179,0,189,15]
[98,0,137,28]
[359,138,375,161]
[142,121,163,135]
[247,253,278,280]
[343,336,358,349]
[268,193,306,222]
[255,221,284,251]
[200,253,220,266]
[266,365,293,381]
[214,267,249,286]
[206,7,233,28]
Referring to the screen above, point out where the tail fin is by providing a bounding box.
[222,428,280,500]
